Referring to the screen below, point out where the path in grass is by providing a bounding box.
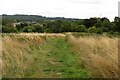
[23,37,88,78]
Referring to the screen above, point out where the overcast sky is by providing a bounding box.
[0,0,119,21]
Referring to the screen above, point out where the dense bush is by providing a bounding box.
[23,26,35,32]
[96,28,103,34]
[2,26,18,33]
[78,25,87,32]
[34,24,44,33]
[87,26,97,33]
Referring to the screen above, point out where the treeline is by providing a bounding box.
[2,16,120,34]
[2,14,79,21]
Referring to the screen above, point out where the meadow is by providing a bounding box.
[1,33,118,78]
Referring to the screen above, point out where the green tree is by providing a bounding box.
[62,21,72,32]
[23,26,35,32]
[95,18,102,28]
[2,18,11,26]
[87,26,97,33]
[34,24,43,32]
[77,25,86,32]
[44,20,63,33]
[83,19,90,28]
[2,26,18,33]
[96,28,103,34]
[16,22,28,32]
[101,19,111,32]
[114,17,120,32]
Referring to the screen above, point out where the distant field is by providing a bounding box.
[1,33,118,78]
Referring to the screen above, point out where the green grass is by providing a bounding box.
[21,37,88,78]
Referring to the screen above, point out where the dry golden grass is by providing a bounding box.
[1,33,119,78]
[66,33,118,78]
[2,34,44,78]
[2,33,66,78]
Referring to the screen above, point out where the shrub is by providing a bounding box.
[87,26,97,33]
[34,24,44,33]
[78,25,86,32]
[108,31,114,34]
[23,26,35,32]
[2,26,18,33]
[97,28,103,34]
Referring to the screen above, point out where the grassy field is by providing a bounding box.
[1,33,118,78]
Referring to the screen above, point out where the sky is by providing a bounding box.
[0,0,119,21]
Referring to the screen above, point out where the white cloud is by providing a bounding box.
[0,0,119,21]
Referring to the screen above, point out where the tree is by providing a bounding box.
[2,26,18,33]
[101,17,109,22]
[70,21,79,32]
[77,25,86,32]
[95,18,102,28]
[44,21,60,33]
[34,24,43,32]
[62,21,72,32]
[114,17,120,32]
[87,26,97,33]
[16,22,28,32]
[74,20,82,25]
[23,26,35,32]
[55,20,63,32]
[89,18,97,27]
[2,18,11,26]
[16,24,22,31]
[109,22,115,31]
[82,18,97,29]
[96,28,103,34]
[83,19,90,28]
[101,18,111,32]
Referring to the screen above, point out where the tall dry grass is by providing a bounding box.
[2,33,66,78]
[1,33,119,78]
[2,34,44,78]
[66,33,118,78]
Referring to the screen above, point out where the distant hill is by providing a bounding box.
[1,14,80,21]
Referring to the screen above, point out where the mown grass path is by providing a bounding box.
[23,37,88,78]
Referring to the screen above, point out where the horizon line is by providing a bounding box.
[1,13,118,21]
